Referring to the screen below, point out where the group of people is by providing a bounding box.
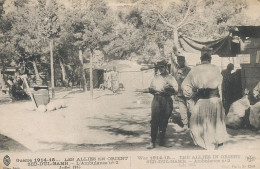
[101,66,120,94]
[147,47,228,150]
[2,75,29,100]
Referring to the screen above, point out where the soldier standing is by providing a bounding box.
[221,63,234,114]
[147,60,178,149]
[171,55,191,130]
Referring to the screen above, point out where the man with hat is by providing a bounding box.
[147,60,178,149]
[171,54,191,130]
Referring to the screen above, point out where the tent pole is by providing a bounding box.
[221,57,223,70]
[142,71,144,89]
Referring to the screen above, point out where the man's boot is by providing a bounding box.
[183,124,189,131]
[159,131,172,147]
[146,142,156,149]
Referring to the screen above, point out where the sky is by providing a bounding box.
[245,0,260,20]
[3,0,260,21]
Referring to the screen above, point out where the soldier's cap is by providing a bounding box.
[154,60,168,68]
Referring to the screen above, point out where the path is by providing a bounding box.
[0,90,259,152]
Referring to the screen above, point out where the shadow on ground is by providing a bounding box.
[226,128,260,147]
[25,122,201,152]
[0,134,29,152]
[1,91,259,152]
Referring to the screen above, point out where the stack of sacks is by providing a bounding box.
[46,100,67,112]
[226,89,250,129]
[249,102,260,130]
[35,99,67,112]
[37,105,47,113]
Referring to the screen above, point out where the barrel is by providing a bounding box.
[33,86,50,107]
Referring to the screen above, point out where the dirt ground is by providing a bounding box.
[0,89,259,152]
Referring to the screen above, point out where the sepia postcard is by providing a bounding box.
[0,0,259,169]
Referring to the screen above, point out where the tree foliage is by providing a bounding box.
[0,0,5,17]
[120,0,252,61]
[0,0,257,85]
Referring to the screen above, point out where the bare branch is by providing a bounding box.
[179,18,205,28]
[148,29,173,35]
[178,21,194,28]
[158,10,169,23]
[157,11,175,29]
[177,0,193,29]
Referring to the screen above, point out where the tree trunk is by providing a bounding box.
[79,49,86,92]
[173,29,182,55]
[32,60,39,79]
[50,39,55,98]
[32,60,42,85]
[59,58,67,87]
[157,42,165,58]
[169,30,182,76]
[0,73,6,91]
[100,48,109,63]
[90,49,94,99]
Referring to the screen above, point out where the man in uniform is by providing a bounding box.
[221,63,234,114]
[147,60,178,149]
[171,55,191,130]
[110,66,119,94]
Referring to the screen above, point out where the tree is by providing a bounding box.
[154,0,248,51]
[0,13,13,66]
[8,1,47,83]
[104,22,145,59]
[61,8,89,91]
[121,0,250,62]
[0,0,5,17]
[0,0,9,62]
[118,2,171,60]
[62,0,116,96]
[39,0,61,98]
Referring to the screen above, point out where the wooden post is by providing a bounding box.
[21,75,37,109]
[90,49,94,99]
[32,60,40,82]
[142,71,144,89]
[221,57,224,70]
[59,58,67,86]
[50,39,55,99]
[79,49,86,92]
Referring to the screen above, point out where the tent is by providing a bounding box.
[101,60,152,90]
[100,60,142,72]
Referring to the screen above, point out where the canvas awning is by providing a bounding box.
[230,26,260,38]
[179,26,260,57]
[179,35,240,57]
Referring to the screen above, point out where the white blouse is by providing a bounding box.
[181,63,223,98]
